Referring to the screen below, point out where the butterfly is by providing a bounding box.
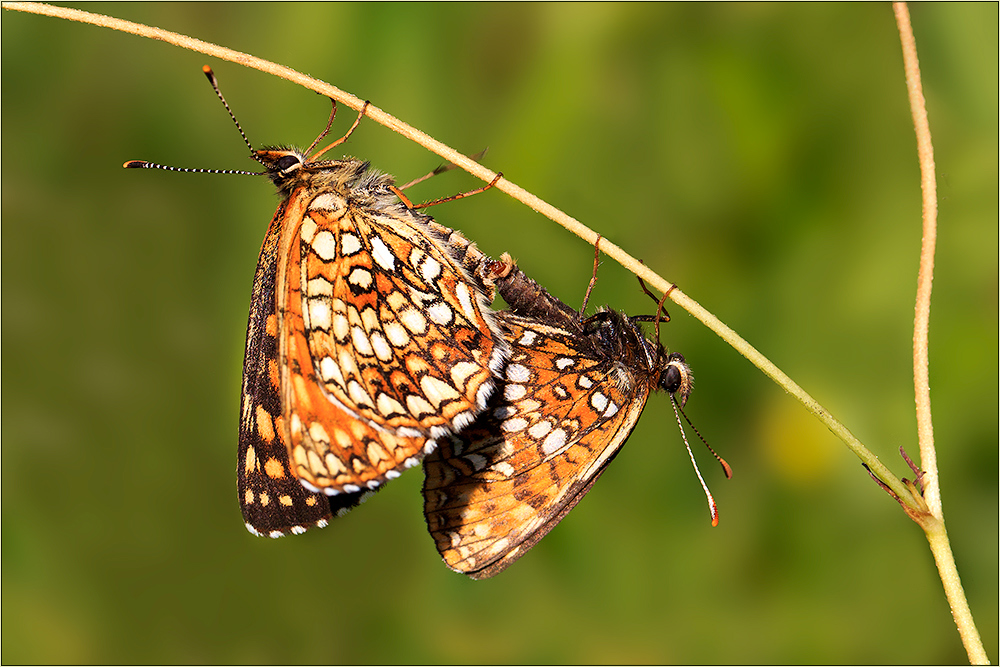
[423,251,726,578]
[127,67,508,537]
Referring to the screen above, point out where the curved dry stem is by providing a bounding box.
[894,3,988,664]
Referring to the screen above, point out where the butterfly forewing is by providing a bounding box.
[423,312,653,578]
[273,169,506,495]
[238,149,507,535]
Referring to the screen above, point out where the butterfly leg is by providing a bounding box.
[578,234,604,318]
[308,101,371,159]
[404,172,503,210]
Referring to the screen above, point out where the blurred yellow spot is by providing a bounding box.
[760,395,838,484]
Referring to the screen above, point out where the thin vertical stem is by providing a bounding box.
[893,5,988,664]
[894,1,940,516]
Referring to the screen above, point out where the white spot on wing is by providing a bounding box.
[504,383,526,401]
[421,256,442,283]
[541,428,568,455]
[299,217,318,243]
[506,364,530,383]
[384,321,410,347]
[420,375,460,407]
[307,277,333,296]
[502,417,528,433]
[320,356,344,386]
[590,391,609,412]
[332,312,350,342]
[311,230,337,260]
[370,236,395,271]
[308,421,330,444]
[450,361,481,390]
[376,392,405,417]
[347,380,373,407]
[455,282,477,321]
[309,192,341,211]
[308,299,332,330]
[491,461,516,477]
[528,420,552,439]
[399,308,427,334]
[351,326,374,356]
[348,268,373,289]
[370,331,393,361]
[426,301,453,325]
[406,394,435,418]
[341,233,362,255]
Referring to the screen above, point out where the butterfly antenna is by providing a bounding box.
[202,66,256,156]
[678,400,733,479]
[670,396,731,526]
[124,66,264,176]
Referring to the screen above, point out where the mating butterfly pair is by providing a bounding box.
[127,68,720,578]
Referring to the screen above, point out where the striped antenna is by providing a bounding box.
[123,66,265,176]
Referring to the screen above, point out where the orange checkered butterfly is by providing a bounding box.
[126,67,508,537]
[422,249,731,578]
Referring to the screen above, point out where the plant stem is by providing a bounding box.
[893,3,988,663]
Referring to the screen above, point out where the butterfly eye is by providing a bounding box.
[661,364,682,393]
[275,154,302,175]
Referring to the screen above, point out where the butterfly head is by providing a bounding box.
[660,352,693,407]
[253,148,309,192]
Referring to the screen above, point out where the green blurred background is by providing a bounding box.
[3,3,996,663]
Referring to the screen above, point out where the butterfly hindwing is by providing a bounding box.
[238,205,356,537]
[423,312,653,578]
[423,256,693,578]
